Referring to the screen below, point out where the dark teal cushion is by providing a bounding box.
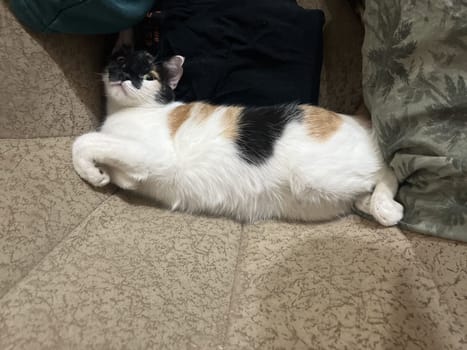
[10,0,154,34]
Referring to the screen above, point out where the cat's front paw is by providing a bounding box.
[86,166,110,187]
[73,157,110,187]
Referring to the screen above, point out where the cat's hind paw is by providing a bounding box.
[371,195,404,227]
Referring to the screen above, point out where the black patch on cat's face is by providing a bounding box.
[154,66,176,104]
[106,47,175,103]
[107,47,151,89]
[236,104,303,165]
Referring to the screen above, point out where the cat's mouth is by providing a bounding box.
[109,81,129,95]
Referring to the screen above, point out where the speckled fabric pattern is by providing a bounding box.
[0,194,242,349]
[224,219,467,349]
[0,138,113,297]
[1,1,466,349]
[1,211,466,349]
[0,0,108,139]
[298,0,364,114]
[406,232,467,343]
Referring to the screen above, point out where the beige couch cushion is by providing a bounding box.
[225,220,467,349]
[299,0,364,114]
[1,209,466,349]
[0,0,107,139]
[0,137,112,297]
[0,194,242,349]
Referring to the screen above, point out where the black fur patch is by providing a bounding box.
[106,47,174,103]
[108,48,151,88]
[235,104,302,165]
[155,65,175,104]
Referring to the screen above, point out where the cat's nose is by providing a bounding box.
[108,69,129,83]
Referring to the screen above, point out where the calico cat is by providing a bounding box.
[72,48,403,225]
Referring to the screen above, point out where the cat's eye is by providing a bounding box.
[117,56,126,64]
[143,74,155,81]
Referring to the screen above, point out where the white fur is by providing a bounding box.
[73,64,403,226]
[103,73,163,115]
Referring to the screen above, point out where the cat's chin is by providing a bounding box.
[106,86,132,105]
[111,84,128,96]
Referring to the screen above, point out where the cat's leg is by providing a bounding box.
[72,134,111,187]
[72,132,150,189]
[354,193,372,215]
[370,168,404,226]
[366,167,404,226]
[289,174,352,221]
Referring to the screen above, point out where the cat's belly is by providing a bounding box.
[136,179,353,223]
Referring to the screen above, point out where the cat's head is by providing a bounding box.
[103,46,184,107]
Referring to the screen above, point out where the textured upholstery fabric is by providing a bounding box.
[0,208,466,349]
[0,0,466,349]
[362,0,467,241]
[0,0,108,138]
[299,0,364,114]
[0,138,113,297]
[225,219,467,349]
[0,194,242,349]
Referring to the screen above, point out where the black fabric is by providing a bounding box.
[143,0,324,107]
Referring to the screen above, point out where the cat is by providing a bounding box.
[72,48,404,226]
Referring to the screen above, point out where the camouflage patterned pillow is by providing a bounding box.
[362,0,467,242]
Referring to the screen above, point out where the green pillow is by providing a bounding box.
[362,0,467,242]
[9,0,154,33]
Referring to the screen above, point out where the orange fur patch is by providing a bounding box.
[149,70,160,80]
[169,104,193,137]
[301,105,342,140]
[222,107,242,140]
[169,102,242,140]
[192,102,218,122]
[168,102,219,137]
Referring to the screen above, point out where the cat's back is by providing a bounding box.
[101,102,372,162]
[164,101,378,187]
[166,102,357,163]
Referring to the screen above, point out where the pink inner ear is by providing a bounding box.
[164,56,185,89]
[168,73,182,89]
[175,55,185,67]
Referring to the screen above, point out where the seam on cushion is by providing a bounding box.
[17,0,48,30]
[0,190,118,300]
[45,0,89,31]
[221,222,247,347]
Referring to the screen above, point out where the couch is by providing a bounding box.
[1,0,466,348]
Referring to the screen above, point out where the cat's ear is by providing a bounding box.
[163,55,185,90]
